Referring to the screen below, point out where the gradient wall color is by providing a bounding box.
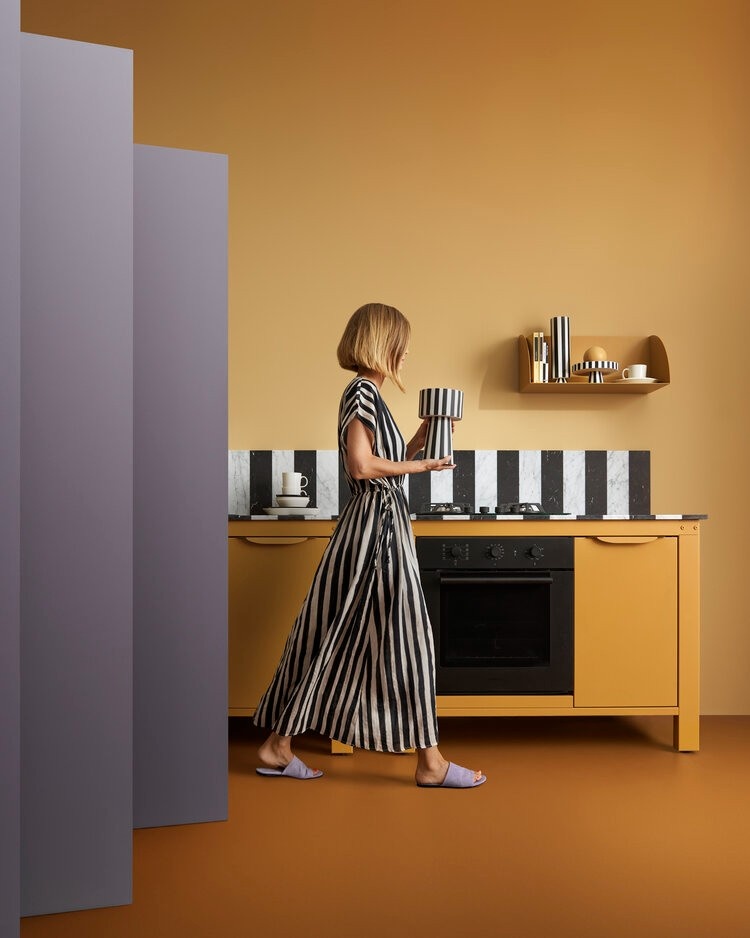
[134,144,228,829]
[0,0,21,934]
[20,34,133,915]
[20,0,750,713]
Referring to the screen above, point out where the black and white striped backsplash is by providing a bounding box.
[229,450,650,517]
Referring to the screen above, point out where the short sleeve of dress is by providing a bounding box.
[339,378,378,442]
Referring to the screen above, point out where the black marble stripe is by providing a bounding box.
[408,469,431,513]
[541,450,564,513]
[585,450,607,515]
[497,451,519,507]
[629,450,650,514]
[452,450,475,510]
[294,450,317,508]
[249,450,272,515]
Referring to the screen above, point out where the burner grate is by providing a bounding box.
[421,502,471,514]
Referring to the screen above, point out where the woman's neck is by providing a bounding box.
[357,370,385,389]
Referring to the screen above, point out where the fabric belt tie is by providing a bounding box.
[375,488,395,567]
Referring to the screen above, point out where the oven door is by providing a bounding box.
[421,569,574,695]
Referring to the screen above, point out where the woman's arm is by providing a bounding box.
[405,419,429,460]
[404,417,455,460]
[346,418,454,480]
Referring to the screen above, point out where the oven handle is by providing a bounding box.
[438,575,554,585]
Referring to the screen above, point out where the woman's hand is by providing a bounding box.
[421,456,455,472]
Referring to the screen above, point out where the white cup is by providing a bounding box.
[622,364,648,380]
[282,471,308,495]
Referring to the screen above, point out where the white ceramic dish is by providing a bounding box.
[614,377,658,384]
[275,495,310,508]
[263,507,320,516]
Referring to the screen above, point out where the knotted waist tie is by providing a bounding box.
[374,487,396,568]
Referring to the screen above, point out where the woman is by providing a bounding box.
[254,303,485,788]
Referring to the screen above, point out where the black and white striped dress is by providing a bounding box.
[253,376,439,752]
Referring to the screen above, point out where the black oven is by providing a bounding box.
[417,536,574,695]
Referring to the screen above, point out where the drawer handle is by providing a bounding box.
[440,576,554,585]
[241,536,312,545]
[593,536,660,544]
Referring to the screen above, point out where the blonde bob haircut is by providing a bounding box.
[337,303,411,392]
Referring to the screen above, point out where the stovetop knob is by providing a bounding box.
[527,545,544,560]
[449,545,462,558]
[488,545,503,559]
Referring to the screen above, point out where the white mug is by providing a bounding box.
[622,364,648,380]
[282,471,308,495]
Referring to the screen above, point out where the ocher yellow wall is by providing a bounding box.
[22,0,750,713]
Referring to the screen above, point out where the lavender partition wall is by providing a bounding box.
[133,145,228,828]
[20,35,133,915]
[0,0,21,934]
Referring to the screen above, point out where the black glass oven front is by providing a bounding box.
[417,536,574,695]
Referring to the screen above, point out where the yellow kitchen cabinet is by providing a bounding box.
[574,536,678,707]
[228,534,329,715]
[229,518,702,750]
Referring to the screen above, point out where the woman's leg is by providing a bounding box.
[257,731,294,769]
[415,745,483,785]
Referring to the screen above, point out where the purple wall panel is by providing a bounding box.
[0,1,21,935]
[133,145,228,828]
[20,35,133,915]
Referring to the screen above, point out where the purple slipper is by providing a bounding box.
[416,762,486,788]
[256,755,323,780]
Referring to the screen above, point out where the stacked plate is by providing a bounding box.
[263,493,319,516]
[263,507,320,516]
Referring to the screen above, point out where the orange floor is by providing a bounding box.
[20,716,750,938]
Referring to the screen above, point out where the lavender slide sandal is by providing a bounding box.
[256,755,323,780]
[417,762,486,789]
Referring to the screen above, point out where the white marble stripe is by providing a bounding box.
[271,449,295,499]
[474,450,497,512]
[563,450,586,515]
[518,450,542,503]
[430,466,454,504]
[228,450,250,515]
[606,450,630,515]
[316,450,339,516]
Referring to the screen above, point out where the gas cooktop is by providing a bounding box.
[421,502,556,515]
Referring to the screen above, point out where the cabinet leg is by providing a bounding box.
[673,714,699,752]
[331,739,354,755]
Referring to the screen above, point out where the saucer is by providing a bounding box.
[614,377,658,384]
[263,507,320,516]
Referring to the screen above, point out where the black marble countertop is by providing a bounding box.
[229,513,708,522]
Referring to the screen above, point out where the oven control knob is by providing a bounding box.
[487,545,504,559]
[527,545,544,560]
[449,545,462,558]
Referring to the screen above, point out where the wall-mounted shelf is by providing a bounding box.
[518,335,670,393]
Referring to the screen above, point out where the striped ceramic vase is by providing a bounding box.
[418,388,464,462]
[550,315,571,383]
